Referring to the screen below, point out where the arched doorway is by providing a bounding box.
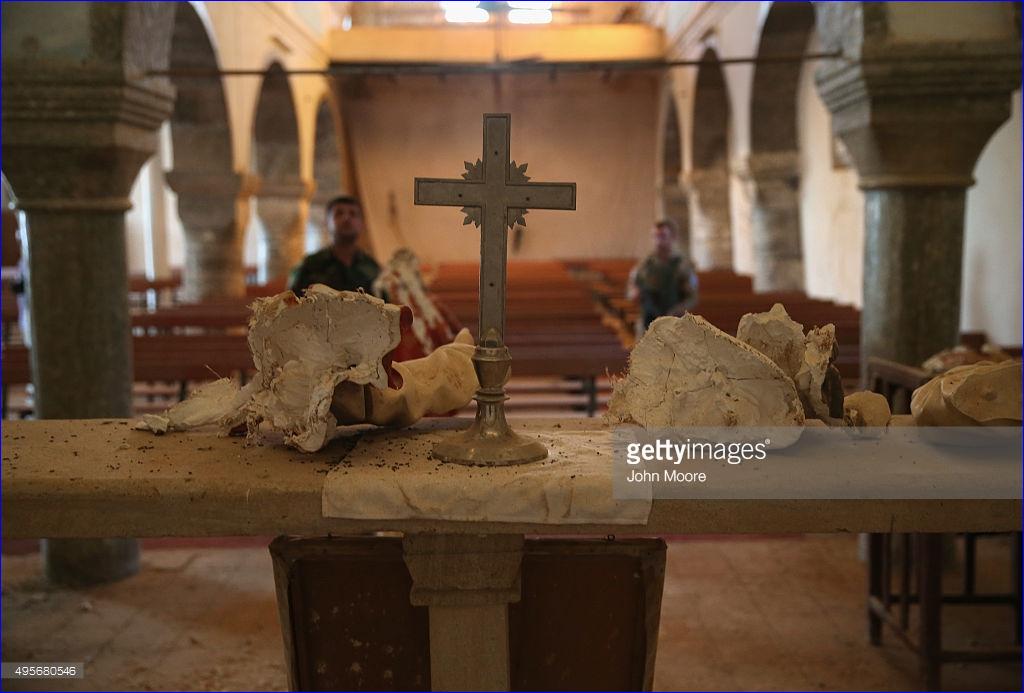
[308,94,345,253]
[659,92,690,253]
[165,3,245,301]
[748,1,815,291]
[252,62,307,283]
[687,47,732,270]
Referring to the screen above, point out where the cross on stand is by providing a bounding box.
[415,113,577,465]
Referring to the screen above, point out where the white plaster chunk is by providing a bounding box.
[605,314,805,428]
[135,286,406,452]
[795,324,838,420]
[843,391,891,427]
[911,360,1022,427]
[244,286,403,451]
[843,391,892,436]
[736,303,805,379]
[135,378,246,434]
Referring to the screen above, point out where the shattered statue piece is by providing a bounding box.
[795,324,844,420]
[137,286,478,453]
[331,329,478,427]
[136,378,248,434]
[843,391,892,435]
[244,286,403,451]
[606,314,805,428]
[736,303,805,379]
[911,360,1022,427]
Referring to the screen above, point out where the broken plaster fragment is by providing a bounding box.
[606,314,805,429]
[134,378,246,434]
[331,328,478,427]
[795,324,843,420]
[244,286,403,452]
[911,360,1022,427]
[842,391,892,437]
[736,303,805,379]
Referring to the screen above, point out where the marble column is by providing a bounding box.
[166,171,255,302]
[1,2,176,585]
[255,177,313,283]
[814,3,1021,381]
[748,151,804,292]
[685,167,732,270]
[403,533,524,691]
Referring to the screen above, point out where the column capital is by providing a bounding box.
[682,166,730,192]
[746,150,800,184]
[166,170,260,200]
[2,80,174,211]
[255,176,315,201]
[814,3,1021,189]
[166,170,255,237]
[402,533,524,607]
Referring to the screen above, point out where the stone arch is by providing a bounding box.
[251,61,308,282]
[747,0,816,291]
[687,47,732,270]
[308,92,346,252]
[659,92,689,253]
[164,2,247,301]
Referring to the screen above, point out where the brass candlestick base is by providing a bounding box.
[431,343,548,466]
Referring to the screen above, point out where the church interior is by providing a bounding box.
[1,1,1022,691]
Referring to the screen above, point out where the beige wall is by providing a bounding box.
[342,72,659,263]
[962,89,1023,346]
[796,32,864,308]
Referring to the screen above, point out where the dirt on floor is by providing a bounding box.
[1,535,1020,691]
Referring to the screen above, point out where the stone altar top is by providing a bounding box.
[2,418,1019,538]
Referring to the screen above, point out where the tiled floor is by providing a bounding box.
[2,535,1020,691]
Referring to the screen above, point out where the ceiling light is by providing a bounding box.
[442,1,490,23]
[507,1,553,9]
[508,8,553,23]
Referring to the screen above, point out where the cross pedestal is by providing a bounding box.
[415,113,576,466]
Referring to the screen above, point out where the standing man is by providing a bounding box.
[289,195,381,295]
[626,219,699,334]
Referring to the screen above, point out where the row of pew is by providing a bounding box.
[2,259,864,419]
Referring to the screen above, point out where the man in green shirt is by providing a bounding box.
[288,195,382,296]
[626,219,699,333]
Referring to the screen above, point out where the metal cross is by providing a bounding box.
[414,113,576,465]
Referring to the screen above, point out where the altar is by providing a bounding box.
[3,418,1020,690]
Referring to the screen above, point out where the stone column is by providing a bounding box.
[403,534,524,691]
[166,171,255,302]
[814,3,1021,380]
[748,151,804,291]
[255,177,313,283]
[659,180,690,255]
[685,167,732,270]
[1,2,176,585]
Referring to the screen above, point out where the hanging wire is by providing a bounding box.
[146,51,848,79]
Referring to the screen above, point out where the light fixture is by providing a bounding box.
[507,1,553,9]
[441,1,490,23]
[507,8,553,24]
